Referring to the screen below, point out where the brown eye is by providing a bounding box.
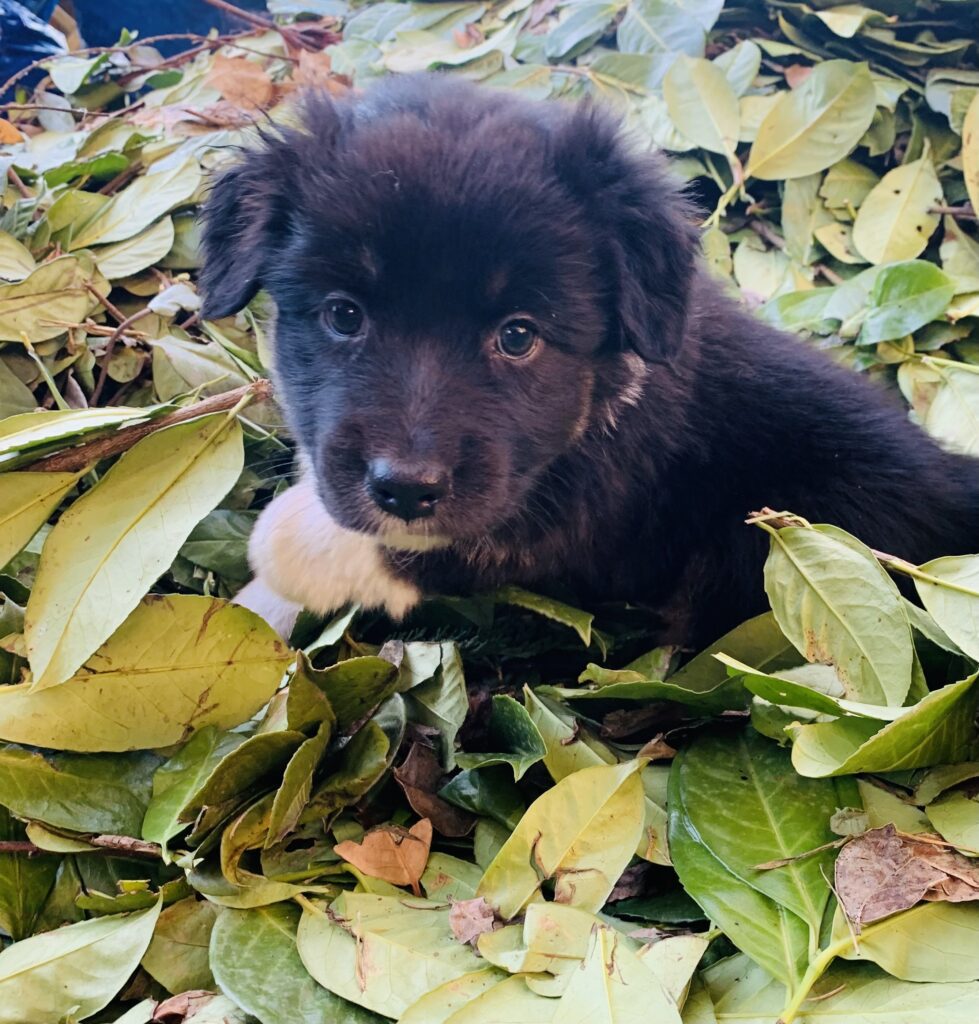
[324,296,365,337]
[497,319,540,359]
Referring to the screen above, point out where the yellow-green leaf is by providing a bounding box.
[664,55,740,163]
[0,254,106,343]
[476,759,645,920]
[0,471,82,569]
[963,93,979,219]
[0,901,161,1024]
[0,596,291,751]
[746,60,876,180]
[25,413,244,688]
[852,156,944,264]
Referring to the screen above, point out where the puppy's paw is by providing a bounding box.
[246,477,421,622]
[233,577,302,639]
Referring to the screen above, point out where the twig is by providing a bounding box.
[0,834,162,859]
[26,379,273,473]
[748,219,786,251]
[98,161,142,196]
[85,284,127,325]
[930,204,977,221]
[6,167,31,199]
[814,264,845,286]
[90,308,155,404]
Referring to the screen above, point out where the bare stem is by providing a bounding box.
[25,379,273,473]
[0,834,162,859]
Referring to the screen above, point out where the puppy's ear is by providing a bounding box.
[552,106,699,363]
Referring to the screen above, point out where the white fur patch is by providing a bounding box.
[242,477,421,627]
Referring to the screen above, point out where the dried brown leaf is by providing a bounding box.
[393,742,476,838]
[835,825,979,929]
[335,818,433,894]
[206,55,276,111]
[449,896,497,945]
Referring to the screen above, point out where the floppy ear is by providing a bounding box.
[198,151,290,320]
[551,106,699,363]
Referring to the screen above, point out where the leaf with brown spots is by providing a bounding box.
[835,825,979,930]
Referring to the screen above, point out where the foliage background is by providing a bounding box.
[0,0,979,1021]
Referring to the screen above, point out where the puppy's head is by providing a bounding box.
[200,75,698,546]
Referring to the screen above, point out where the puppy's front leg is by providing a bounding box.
[233,477,421,636]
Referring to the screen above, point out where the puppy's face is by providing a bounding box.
[200,77,697,547]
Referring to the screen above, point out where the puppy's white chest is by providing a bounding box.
[235,477,421,634]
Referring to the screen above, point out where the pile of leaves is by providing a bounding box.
[1,0,979,1021]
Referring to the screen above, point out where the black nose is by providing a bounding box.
[366,459,449,521]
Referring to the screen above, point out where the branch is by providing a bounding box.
[26,379,274,473]
[0,834,162,859]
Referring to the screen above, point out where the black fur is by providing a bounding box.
[200,75,979,647]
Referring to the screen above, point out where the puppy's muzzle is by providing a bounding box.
[365,457,449,522]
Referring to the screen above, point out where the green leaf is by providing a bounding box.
[746,60,876,180]
[819,158,880,218]
[963,94,979,219]
[0,808,58,942]
[713,39,760,96]
[439,766,526,831]
[267,720,332,845]
[455,694,546,780]
[834,901,979,982]
[524,687,669,865]
[781,173,835,265]
[292,653,399,734]
[0,901,160,1023]
[668,764,809,988]
[0,233,36,281]
[858,260,955,344]
[494,586,594,648]
[301,719,393,824]
[852,156,944,265]
[0,597,290,751]
[677,730,836,939]
[142,726,246,852]
[477,759,645,920]
[0,471,81,570]
[617,0,705,57]
[93,217,176,280]
[0,254,106,344]
[704,955,979,1023]
[402,642,468,770]
[720,656,907,721]
[790,672,979,777]
[69,156,201,248]
[898,358,979,457]
[761,523,914,706]
[296,892,485,1019]
[25,413,245,688]
[180,730,306,827]
[927,789,979,851]
[912,553,979,661]
[664,55,740,162]
[211,902,385,1023]
[142,895,218,993]
[0,746,156,834]
[543,3,623,61]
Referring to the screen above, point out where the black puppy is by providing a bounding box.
[200,74,979,645]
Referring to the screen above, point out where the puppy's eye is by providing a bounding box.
[324,297,365,337]
[497,319,540,360]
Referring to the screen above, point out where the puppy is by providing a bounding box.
[200,74,979,646]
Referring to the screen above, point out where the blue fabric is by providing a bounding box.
[72,0,270,54]
[0,0,67,85]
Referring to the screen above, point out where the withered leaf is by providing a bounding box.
[393,742,476,838]
[335,818,433,895]
[206,55,277,111]
[835,824,979,929]
[448,897,497,946]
